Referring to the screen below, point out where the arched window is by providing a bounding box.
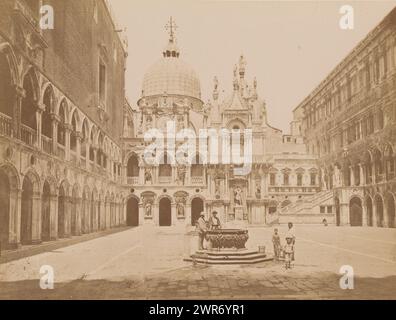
[81,119,89,159]
[310,172,317,186]
[42,86,53,138]
[283,173,289,186]
[0,52,14,118]
[191,154,203,177]
[21,71,37,130]
[89,129,95,162]
[127,154,139,177]
[57,100,66,146]
[159,153,172,177]
[297,173,303,186]
[70,112,78,152]
[270,173,276,186]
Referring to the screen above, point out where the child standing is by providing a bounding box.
[284,237,294,269]
[272,228,281,260]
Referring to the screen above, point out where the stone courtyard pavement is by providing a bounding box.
[0,225,395,299]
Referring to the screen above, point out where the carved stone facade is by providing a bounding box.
[121,26,321,228]
[292,7,396,227]
[0,0,128,249]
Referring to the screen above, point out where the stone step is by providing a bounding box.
[192,252,268,261]
[194,249,264,257]
[184,255,273,265]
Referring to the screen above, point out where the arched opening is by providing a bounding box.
[373,149,384,183]
[386,194,395,228]
[191,197,203,226]
[0,51,14,120]
[0,169,10,245]
[126,197,139,226]
[159,197,171,226]
[335,197,340,226]
[364,151,373,184]
[81,119,89,160]
[81,188,89,234]
[366,196,373,226]
[90,190,97,232]
[127,154,139,177]
[71,186,79,236]
[41,181,51,241]
[70,111,78,154]
[375,195,384,227]
[343,161,351,187]
[21,175,33,243]
[58,184,66,238]
[159,153,172,177]
[349,197,363,226]
[191,154,204,177]
[57,100,67,158]
[21,70,37,145]
[42,86,53,138]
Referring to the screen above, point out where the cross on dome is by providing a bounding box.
[163,17,180,58]
[165,16,178,43]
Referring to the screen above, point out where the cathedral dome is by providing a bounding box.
[141,57,201,100]
[140,18,201,101]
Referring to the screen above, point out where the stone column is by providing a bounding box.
[372,203,378,227]
[139,201,145,226]
[362,203,368,227]
[75,197,82,235]
[8,188,22,248]
[185,202,192,226]
[64,124,72,161]
[51,114,59,155]
[75,132,82,165]
[350,166,355,186]
[31,191,42,244]
[50,194,58,240]
[383,203,389,228]
[36,103,45,150]
[186,165,191,185]
[12,85,25,139]
[100,200,105,230]
[340,202,350,226]
[139,165,144,184]
[85,141,90,169]
[171,202,177,226]
[359,164,365,186]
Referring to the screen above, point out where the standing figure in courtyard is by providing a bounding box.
[272,228,281,260]
[208,211,221,230]
[285,222,296,261]
[283,237,294,269]
[196,212,207,250]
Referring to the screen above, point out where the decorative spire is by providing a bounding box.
[239,55,246,79]
[233,64,239,90]
[165,16,178,43]
[213,76,219,100]
[163,17,180,58]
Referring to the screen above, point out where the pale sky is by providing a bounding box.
[110,0,396,133]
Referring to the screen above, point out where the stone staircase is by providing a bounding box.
[184,249,273,265]
[279,190,334,223]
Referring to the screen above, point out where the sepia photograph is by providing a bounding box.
[0,0,395,305]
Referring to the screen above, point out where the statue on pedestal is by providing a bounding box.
[144,167,152,184]
[234,186,243,206]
